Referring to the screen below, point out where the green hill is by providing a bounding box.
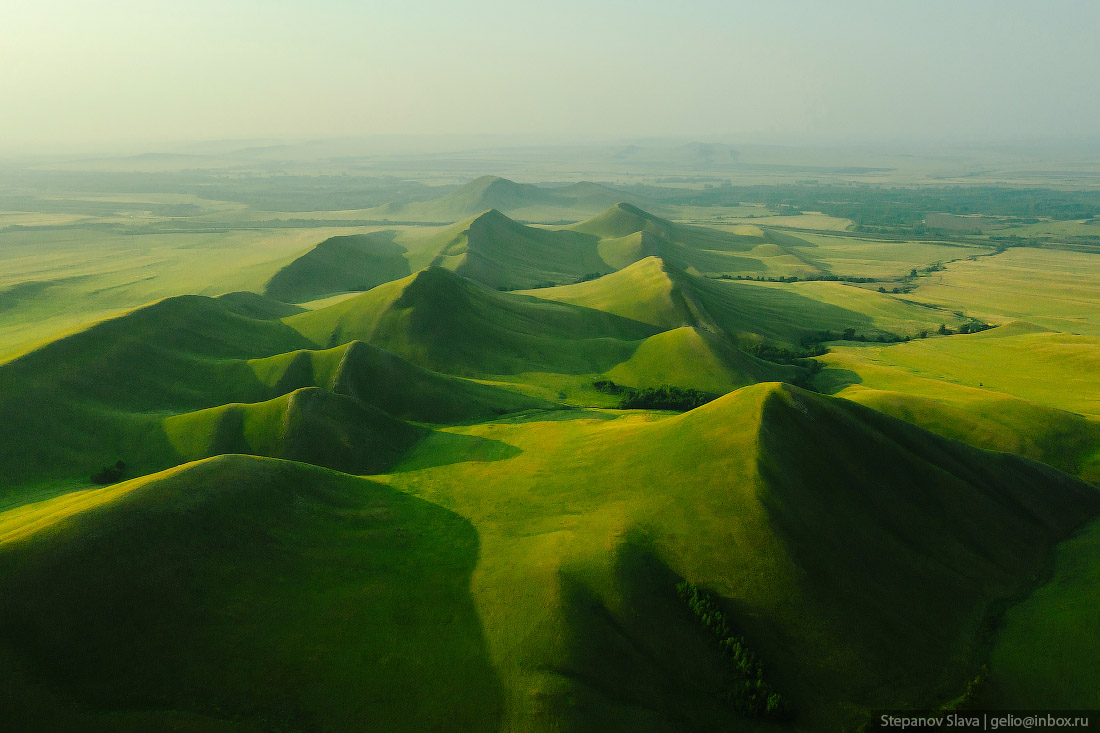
[815,324,1100,479]
[1,385,1096,730]
[249,340,551,423]
[0,289,553,493]
[164,387,426,474]
[286,266,659,376]
[264,232,412,303]
[528,256,965,349]
[425,209,610,289]
[0,455,501,731]
[215,291,306,319]
[365,175,639,223]
[605,325,801,393]
[384,382,1100,729]
[0,295,316,488]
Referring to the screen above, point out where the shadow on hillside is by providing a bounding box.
[812,366,863,394]
[390,430,522,472]
[0,459,505,730]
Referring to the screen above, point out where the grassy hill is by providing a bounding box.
[365,175,639,223]
[0,455,502,731]
[164,387,426,474]
[570,203,811,276]
[0,295,315,488]
[264,232,412,303]
[425,209,611,289]
[249,340,551,423]
[0,292,545,493]
[528,256,968,349]
[286,266,659,376]
[383,382,1099,730]
[605,325,801,393]
[814,322,1100,480]
[2,386,1095,730]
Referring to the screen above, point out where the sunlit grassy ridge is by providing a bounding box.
[285,266,659,376]
[0,290,546,491]
[0,386,1093,730]
[382,383,1098,730]
[248,339,550,423]
[164,387,426,474]
[529,256,969,349]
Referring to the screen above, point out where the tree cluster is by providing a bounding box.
[592,381,716,411]
[676,581,792,720]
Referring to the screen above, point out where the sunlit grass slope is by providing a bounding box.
[264,232,412,303]
[0,295,315,487]
[164,387,426,473]
[982,516,1100,709]
[385,383,1098,730]
[0,455,502,731]
[0,292,544,492]
[249,340,551,423]
[912,247,1100,336]
[605,325,801,393]
[0,225,368,361]
[818,322,1100,417]
[286,266,659,376]
[528,256,968,349]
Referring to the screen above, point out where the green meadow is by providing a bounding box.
[0,170,1098,730]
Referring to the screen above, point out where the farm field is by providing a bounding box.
[911,247,1100,336]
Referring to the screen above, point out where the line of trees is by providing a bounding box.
[593,381,717,411]
[676,581,792,720]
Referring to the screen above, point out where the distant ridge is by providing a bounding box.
[365,175,642,222]
[427,208,610,289]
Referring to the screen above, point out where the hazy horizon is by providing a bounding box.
[2,0,1099,154]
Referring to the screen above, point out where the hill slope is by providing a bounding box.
[249,340,551,423]
[0,292,545,493]
[426,209,610,289]
[264,232,412,303]
[0,455,501,731]
[385,383,1100,730]
[529,256,964,349]
[164,387,426,474]
[286,266,659,376]
[1,387,1095,730]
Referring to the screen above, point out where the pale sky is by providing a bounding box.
[2,0,1099,152]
